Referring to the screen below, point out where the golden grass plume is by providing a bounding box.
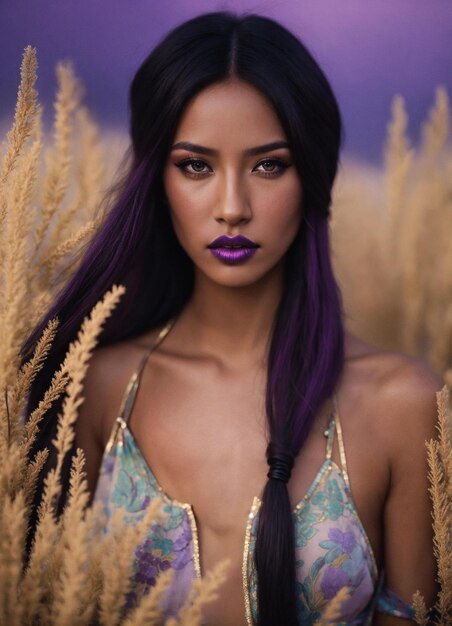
[331,87,452,381]
[0,46,227,626]
[414,386,452,625]
[1,44,452,626]
[313,587,351,626]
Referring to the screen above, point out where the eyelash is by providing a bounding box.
[255,159,291,177]
[175,159,211,178]
[174,157,291,179]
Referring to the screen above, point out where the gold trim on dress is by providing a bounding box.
[242,496,261,626]
[185,505,202,579]
[332,395,351,489]
[325,417,336,461]
[104,416,124,456]
[118,371,139,423]
[119,316,178,426]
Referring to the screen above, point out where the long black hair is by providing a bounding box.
[24,12,344,624]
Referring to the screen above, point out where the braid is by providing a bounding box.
[255,216,344,625]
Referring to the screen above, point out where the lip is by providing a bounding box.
[209,247,258,265]
[207,234,259,249]
[207,235,259,265]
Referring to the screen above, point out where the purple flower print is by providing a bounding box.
[321,565,349,599]
[102,454,116,475]
[172,517,193,570]
[133,548,172,586]
[139,494,151,511]
[328,528,356,553]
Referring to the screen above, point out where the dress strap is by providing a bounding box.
[332,394,351,489]
[117,317,177,426]
[325,412,336,461]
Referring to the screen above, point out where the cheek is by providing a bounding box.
[163,172,197,242]
[164,163,212,207]
[168,202,193,248]
[258,181,303,243]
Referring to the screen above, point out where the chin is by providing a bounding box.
[198,263,281,289]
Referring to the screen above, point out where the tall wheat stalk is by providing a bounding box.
[331,89,452,623]
[413,386,452,626]
[331,87,452,383]
[0,47,228,626]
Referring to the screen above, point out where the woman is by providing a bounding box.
[25,12,439,625]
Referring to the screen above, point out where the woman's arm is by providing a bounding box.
[372,358,442,625]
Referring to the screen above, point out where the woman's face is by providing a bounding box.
[163,79,303,288]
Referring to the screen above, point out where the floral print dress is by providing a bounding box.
[92,320,416,625]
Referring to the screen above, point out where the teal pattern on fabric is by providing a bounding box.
[91,326,417,625]
[93,422,416,624]
[246,460,379,625]
[94,423,198,617]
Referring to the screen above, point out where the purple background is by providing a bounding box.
[1,0,451,163]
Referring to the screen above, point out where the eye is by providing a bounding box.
[253,158,291,177]
[175,158,212,177]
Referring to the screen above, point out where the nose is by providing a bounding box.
[214,171,252,227]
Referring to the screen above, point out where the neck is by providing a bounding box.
[177,263,284,368]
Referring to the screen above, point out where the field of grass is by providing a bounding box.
[0,47,450,625]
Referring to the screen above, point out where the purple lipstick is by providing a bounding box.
[207,234,259,265]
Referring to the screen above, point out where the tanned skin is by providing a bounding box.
[76,80,439,625]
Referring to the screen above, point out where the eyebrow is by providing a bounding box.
[170,140,291,156]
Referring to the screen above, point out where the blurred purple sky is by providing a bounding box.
[1,0,451,163]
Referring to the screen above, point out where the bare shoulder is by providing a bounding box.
[79,327,163,442]
[75,328,164,496]
[344,333,443,455]
[345,338,443,607]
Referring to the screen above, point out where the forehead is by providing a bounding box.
[173,79,287,148]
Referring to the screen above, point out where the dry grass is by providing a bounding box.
[0,47,229,626]
[420,387,452,625]
[331,89,452,624]
[331,86,452,381]
[313,588,351,625]
[413,590,430,626]
[0,45,451,625]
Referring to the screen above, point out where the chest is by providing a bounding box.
[124,357,263,512]
[124,358,383,507]
[95,430,381,625]
[99,353,388,624]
